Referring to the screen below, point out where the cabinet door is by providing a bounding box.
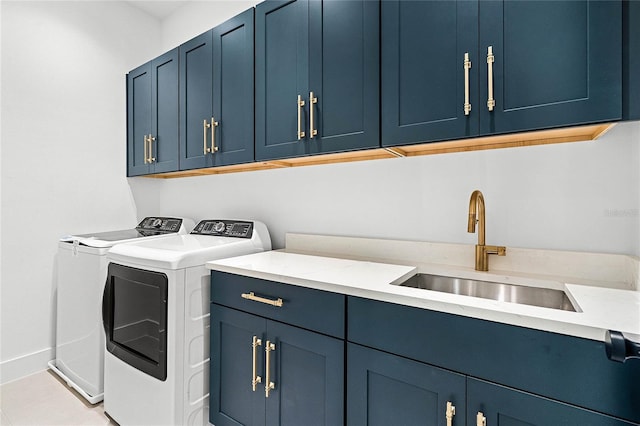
[212,8,255,166]
[179,30,214,170]
[150,48,179,174]
[210,305,266,426]
[382,0,479,147]
[467,378,637,426]
[126,62,151,176]
[479,0,622,135]
[623,0,640,120]
[307,0,379,154]
[265,320,344,426]
[255,0,309,161]
[347,343,466,426]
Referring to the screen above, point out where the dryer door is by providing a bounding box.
[103,263,168,381]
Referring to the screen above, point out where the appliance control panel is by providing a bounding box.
[191,220,254,238]
[136,217,183,232]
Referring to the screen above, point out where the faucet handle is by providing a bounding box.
[485,245,507,256]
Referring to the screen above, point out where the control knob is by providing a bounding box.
[214,221,226,233]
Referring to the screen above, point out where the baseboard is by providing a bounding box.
[0,347,54,385]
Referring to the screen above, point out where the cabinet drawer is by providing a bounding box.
[211,271,345,338]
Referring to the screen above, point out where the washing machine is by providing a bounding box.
[50,217,194,404]
[102,219,271,426]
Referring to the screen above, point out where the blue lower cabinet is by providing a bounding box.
[348,296,640,425]
[347,343,465,426]
[210,304,266,426]
[265,321,344,426]
[210,303,344,426]
[468,378,639,426]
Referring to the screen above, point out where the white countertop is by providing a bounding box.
[206,237,640,343]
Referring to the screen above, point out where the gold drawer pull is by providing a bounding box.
[446,401,456,426]
[143,134,149,164]
[486,46,495,111]
[211,117,219,153]
[463,53,472,116]
[241,292,284,307]
[477,411,487,426]
[297,94,306,140]
[309,91,318,138]
[265,340,276,398]
[203,119,211,154]
[148,135,155,163]
[251,335,262,391]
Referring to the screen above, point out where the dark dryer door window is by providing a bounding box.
[103,263,168,381]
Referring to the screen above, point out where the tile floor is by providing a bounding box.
[0,370,116,425]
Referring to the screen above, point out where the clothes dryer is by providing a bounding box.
[102,219,271,425]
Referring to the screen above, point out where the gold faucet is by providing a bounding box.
[467,190,506,271]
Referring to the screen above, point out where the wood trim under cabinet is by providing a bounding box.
[142,123,614,179]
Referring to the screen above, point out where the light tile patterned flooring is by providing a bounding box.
[0,370,116,425]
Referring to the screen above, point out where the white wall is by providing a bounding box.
[129,121,640,255]
[160,0,259,51]
[0,1,161,384]
[1,0,639,386]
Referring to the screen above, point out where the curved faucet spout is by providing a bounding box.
[467,190,505,271]
[468,190,485,245]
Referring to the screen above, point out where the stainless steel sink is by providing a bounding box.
[398,273,578,312]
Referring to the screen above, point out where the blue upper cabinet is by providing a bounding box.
[255,0,379,161]
[382,0,622,147]
[307,0,380,155]
[382,0,479,146]
[179,30,213,170]
[255,0,310,161]
[127,49,180,176]
[211,8,255,166]
[623,0,639,120]
[179,8,255,171]
[127,62,152,176]
[480,0,622,135]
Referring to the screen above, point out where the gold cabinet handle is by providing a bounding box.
[446,401,456,426]
[241,292,283,307]
[251,336,262,391]
[203,119,211,155]
[143,134,149,164]
[297,95,306,140]
[309,91,318,138]
[148,135,156,163]
[486,46,495,111]
[463,53,472,116]
[477,411,487,426]
[265,340,276,398]
[211,117,219,153]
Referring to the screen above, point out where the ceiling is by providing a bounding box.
[125,0,189,20]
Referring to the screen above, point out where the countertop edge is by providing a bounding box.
[206,254,639,343]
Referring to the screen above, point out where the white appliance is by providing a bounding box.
[102,219,271,426]
[49,217,194,404]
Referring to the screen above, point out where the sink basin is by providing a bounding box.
[398,273,578,312]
